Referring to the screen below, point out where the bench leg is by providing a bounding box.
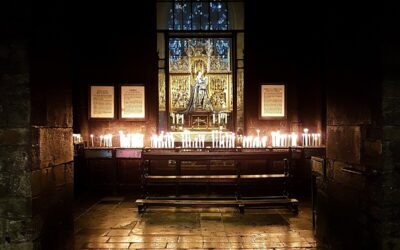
[137,204,145,214]
[239,204,245,214]
[290,204,298,214]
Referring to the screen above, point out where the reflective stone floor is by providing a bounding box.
[74,196,318,249]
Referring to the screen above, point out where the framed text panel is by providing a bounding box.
[120,85,146,120]
[259,84,286,119]
[89,85,115,119]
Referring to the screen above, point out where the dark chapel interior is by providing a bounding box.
[1,1,400,249]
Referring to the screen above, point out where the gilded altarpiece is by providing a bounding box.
[168,38,233,114]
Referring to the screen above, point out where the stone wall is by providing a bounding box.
[0,1,75,249]
[314,4,388,249]
[381,81,400,248]
[0,38,34,249]
[73,1,158,148]
[245,2,325,137]
[29,1,75,247]
[380,6,400,246]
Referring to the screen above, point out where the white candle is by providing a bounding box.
[262,136,267,147]
[271,132,275,147]
[171,112,175,124]
[213,113,216,124]
[318,133,321,146]
[90,134,94,147]
[291,132,297,147]
[212,130,214,148]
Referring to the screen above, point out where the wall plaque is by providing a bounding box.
[120,85,145,119]
[260,84,286,119]
[90,85,115,119]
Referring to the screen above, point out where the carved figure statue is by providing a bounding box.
[185,70,213,113]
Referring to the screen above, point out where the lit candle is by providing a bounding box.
[318,133,321,146]
[303,129,309,147]
[262,136,267,147]
[90,134,94,147]
[291,132,297,147]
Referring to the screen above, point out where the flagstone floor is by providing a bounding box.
[74,196,320,249]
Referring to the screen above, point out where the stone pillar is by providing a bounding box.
[380,7,400,246]
[0,1,74,248]
[314,5,384,249]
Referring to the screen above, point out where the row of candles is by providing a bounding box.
[89,134,113,147]
[182,130,206,148]
[150,132,175,148]
[240,130,268,148]
[211,130,235,148]
[81,129,322,148]
[119,131,144,148]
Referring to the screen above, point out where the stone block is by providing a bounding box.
[383,126,400,141]
[383,98,400,125]
[0,73,29,93]
[7,103,30,128]
[0,197,31,219]
[36,128,73,169]
[0,146,30,172]
[10,242,34,250]
[331,161,366,191]
[382,238,400,250]
[383,80,400,98]
[7,219,33,243]
[327,125,361,164]
[0,128,30,146]
[8,172,31,198]
[53,164,66,187]
[0,172,10,197]
[389,140,400,164]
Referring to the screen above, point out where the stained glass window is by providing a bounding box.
[168,1,229,31]
[168,38,231,71]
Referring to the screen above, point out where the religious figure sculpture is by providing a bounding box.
[184,70,213,113]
